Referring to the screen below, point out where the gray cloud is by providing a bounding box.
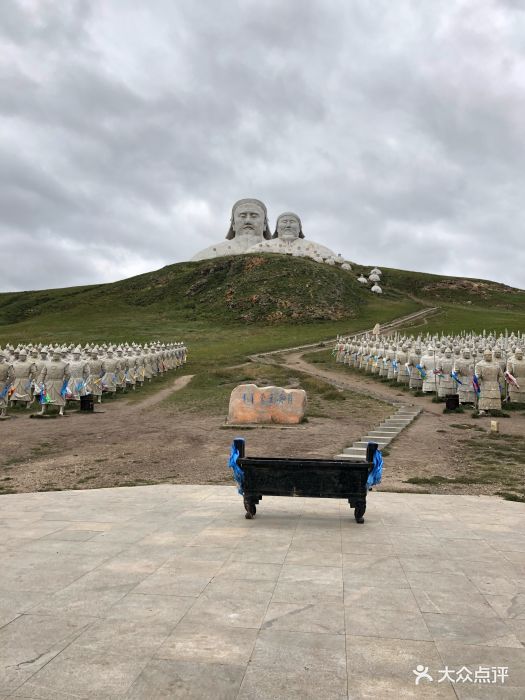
[1,0,524,292]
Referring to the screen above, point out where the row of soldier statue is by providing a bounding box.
[0,342,187,417]
[334,331,524,411]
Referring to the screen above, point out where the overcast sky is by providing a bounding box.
[1,0,524,292]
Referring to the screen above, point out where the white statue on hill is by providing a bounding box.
[191,200,339,263]
[247,211,338,261]
[191,199,272,261]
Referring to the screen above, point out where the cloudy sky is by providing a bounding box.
[1,0,524,292]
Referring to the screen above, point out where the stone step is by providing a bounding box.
[338,450,367,461]
[352,443,388,450]
[366,432,397,438]
[335,405,421,461]
[363,431,394,438]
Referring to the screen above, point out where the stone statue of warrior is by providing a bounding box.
[191,199,272,261]
[476,348,503,411]
[0,350,15,418]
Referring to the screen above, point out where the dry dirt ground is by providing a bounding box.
[0,361,390,495]
[1,351,523,500]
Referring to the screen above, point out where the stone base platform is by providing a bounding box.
[0,485,524,698]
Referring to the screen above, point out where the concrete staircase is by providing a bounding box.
[335,405,422,461]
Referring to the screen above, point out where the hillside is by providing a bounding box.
[0,255,368,329]
[0,255,523,358]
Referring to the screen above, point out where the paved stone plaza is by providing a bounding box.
[0,485,524,699]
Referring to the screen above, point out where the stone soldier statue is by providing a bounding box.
[476,348,503,411]
[420,346,438,393]
[506,347,525,403]
[10,348,37,408]
[38,348,71,416]
[408,346,423,390]
[68,346,90,401]
[87,347,106,403]
[454,348,475,404]
[0,350,15,418]
[437,348,456,398]
[396,345,410,385]
[101,346,120,395]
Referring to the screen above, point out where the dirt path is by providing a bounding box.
[281,351,417,407]
[136,374,194,410]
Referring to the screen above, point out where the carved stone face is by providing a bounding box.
[277,214,301,242]
[232,202,265,240]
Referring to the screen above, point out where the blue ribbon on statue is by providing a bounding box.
[0,383,12,399]
[367,448,383,489]
[416,363,427,380]
[392,359,398,372]
[60,378,69,398]
[228,440,244,495]
[450,370,463,385]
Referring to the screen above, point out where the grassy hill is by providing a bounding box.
[0,254,523,370]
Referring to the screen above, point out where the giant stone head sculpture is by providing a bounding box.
[225,199,272,241]
[273,212,304,242]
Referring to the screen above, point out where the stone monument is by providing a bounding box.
[247,211,338,261]
[228,383,307,425]
[191,199,272,261]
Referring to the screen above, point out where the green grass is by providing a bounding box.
[166,361,390,418]
[2,254,523,353]
[397,303,525,336]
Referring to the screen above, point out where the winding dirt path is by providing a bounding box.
[136,374,194,410]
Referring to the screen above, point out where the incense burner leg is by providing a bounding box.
[353,499,366,524]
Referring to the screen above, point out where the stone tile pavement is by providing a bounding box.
[0,485,524,699]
